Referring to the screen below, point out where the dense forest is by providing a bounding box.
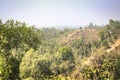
[0,19,120,80]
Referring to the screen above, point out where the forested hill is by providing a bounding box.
[0,19,120,80]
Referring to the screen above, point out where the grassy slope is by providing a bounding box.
[60,29,99,44]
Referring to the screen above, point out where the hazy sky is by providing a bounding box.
[0,0,120,27]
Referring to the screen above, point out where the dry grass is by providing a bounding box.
[60,29,99,44]
[107,38,120,54]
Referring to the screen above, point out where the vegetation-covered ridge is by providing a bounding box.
[60,29,99,44]
[0,19,120,80]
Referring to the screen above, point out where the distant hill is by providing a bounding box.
[60,29,99,44]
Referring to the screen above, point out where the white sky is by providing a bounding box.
[0,0,120,27]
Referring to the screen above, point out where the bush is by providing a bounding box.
[80,51,120,80]
[0,54,11,80]
[20,49,52,80]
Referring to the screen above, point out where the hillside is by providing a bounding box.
[0,19,120,80]
[60,29,99,44]
[107,38,120,54]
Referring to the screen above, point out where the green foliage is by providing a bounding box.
[20,49,52,80]
[50,46,75,77]
[8,56,20,80]
[0,18,120,80]
[81,52,120,80]
[0,19,42,55]
[0,54,11,80]
[58,46,74,61]
[51,75,71,80]
[58,61,75,75]
[102,40,109,49]
[99,19,120,47]
[0,34,8,53]
[71,38,96,60]
[0,19,42,80]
